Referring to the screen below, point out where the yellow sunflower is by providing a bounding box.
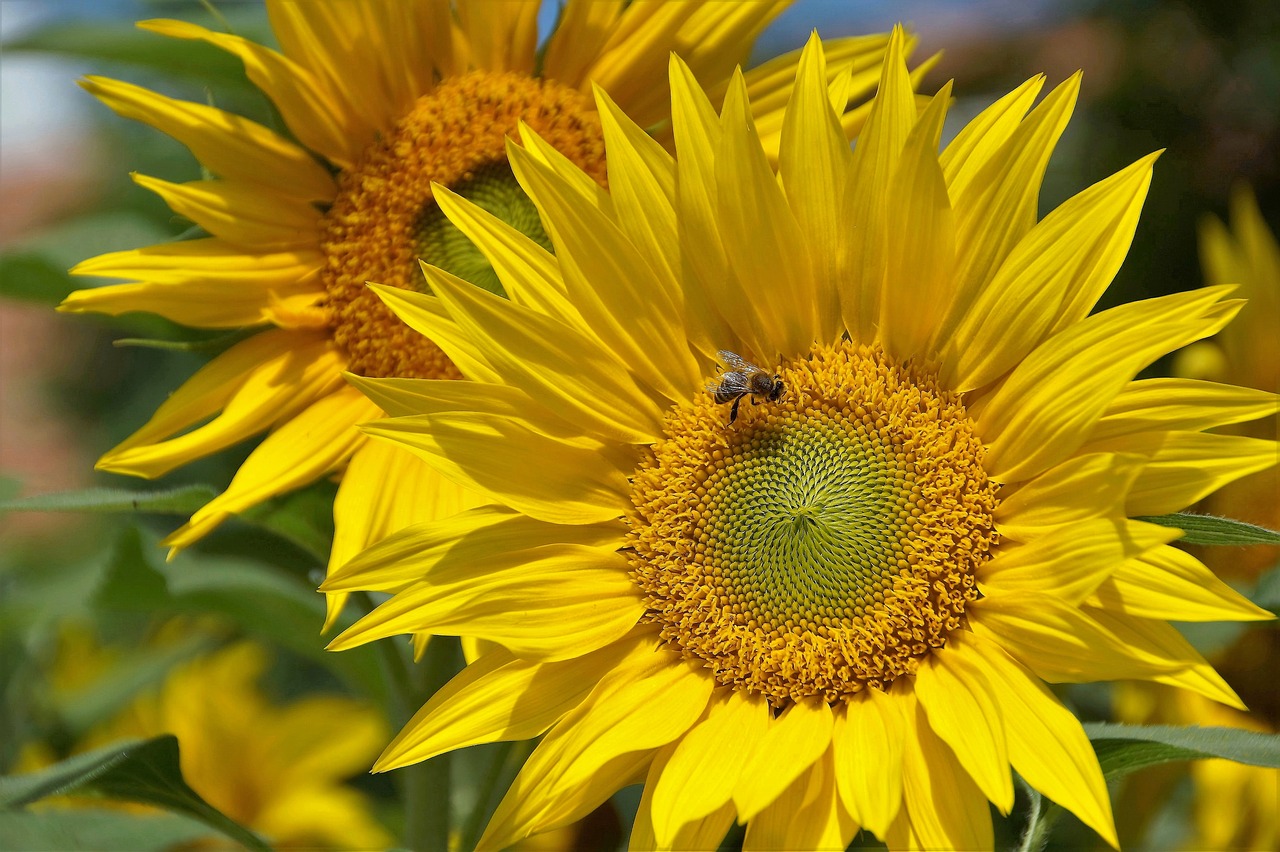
[58,0,915,629]
[320,30,1279,849]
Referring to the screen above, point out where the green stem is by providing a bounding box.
[457,739,535,851]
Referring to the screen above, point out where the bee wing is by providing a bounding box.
[707,371,748,394]
[715,349,753,371]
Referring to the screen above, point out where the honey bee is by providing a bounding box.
[706,349,784,424]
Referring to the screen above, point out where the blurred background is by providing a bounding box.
[1,1,1276,849]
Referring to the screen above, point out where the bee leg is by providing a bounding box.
[728,395,743,425]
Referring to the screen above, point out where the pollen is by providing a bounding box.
[627,341,1000,706]
[319,71,606,379]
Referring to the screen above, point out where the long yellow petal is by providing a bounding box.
[362,409,635,526]
[400,268,667,442]
[97,329,344,478]
[1086,431,1279,515]
[833,686,906,838]
[323,503,621,595]
[977,286,1241,482]
[507,139,699,405]
[900,694,994,850]
[995,452,1145,542]
[880,83,956,361]
[63,239,321,329]
[943,152,1158,391]
[959,632,1119,848]
[717,69,818,358]
[162,383,372,551]
[541,0,624,88]
[978,518,1181,603]
[650,688,769,846]
[939,75,1045,200]
[375,636,646,771]
[327,544,644,660]
[80,75,334,202]
[779,34,853,348]
[456,0,538,74]
[915,646,1013,813]
[733,698,833,821]
[1088,544,1274,623]
[1088,378,1279,442]
[366,284,501,384]
[842,26,915,342]
[323,439,487,631]
[632,741,738,852]
[480,645,712,850]
[669,53,742,358]
[130,174,321,249]
[744,748,856,852]
[938,74,1079,346]
[138,18,361,167]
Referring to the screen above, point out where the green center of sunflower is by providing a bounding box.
[627,341,1000,706]
[319,71,606,380]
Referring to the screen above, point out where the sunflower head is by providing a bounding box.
[324,28,1277,852]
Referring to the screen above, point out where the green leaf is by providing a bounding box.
[1138,512,1280,546]
[111,327,262,354]
[1084,722,1280,779]
[237,481,338,563]
[0,736,268,852]
[0,253,75,305]
[0,486,218,517]
[0,809,212,852]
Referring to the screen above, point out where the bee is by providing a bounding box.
[706,349,784,425]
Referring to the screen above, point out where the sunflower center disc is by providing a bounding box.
[627,342,1000,706]
[319,71,606,379]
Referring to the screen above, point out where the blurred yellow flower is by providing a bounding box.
[58,0,913,631]
[323,32,1277,849]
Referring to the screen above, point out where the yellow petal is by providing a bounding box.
[995,452,1145,542]
[779,34,853,347]
[455,0,538,74]
[80,75,334,202]
[480,645,712,850]
[162,383,372,552]
[915,646,1013,813]
[650,688,769,846]
[668,53,744,358]
[541,0,625,88]
[376,636,646,771]
[880,82,956,361]
[1086,431,1279,515]
[959,632,1119,848]
[265,0,453,139]
[939,75,1045,199]
[943,152,1159,391]
[833,686,906,838]
[1088,544,1274,623]
[323,439,487,631]
[399,268,667,443]
[63,239,321,329]
[130,174,321,249]
[366,284,501,384]
[842,26,915,342]
[977,286,1242,483]
[327,544,644,660]
[593,83,681,301]
[430,184,592,337]
[733,697,833,821]
[323,502,621,594]
[717,69,818,358]
[1088,377,1279,442]
[97,329,343,478]
[138,18,361,167]
[978,518,1181,603]
[633,740,738,852]
[900,694,994,851]
[938,74,1079,345]
[744,748,856,852]
[506,139,700,404]
[361,410,635,525]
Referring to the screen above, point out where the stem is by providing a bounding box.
[457,739,535,851]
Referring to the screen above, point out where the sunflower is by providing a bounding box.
[320,30,1279,849]
[58,1,914,627]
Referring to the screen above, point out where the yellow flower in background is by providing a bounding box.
[23,638,391,850]
[320,31,1278,849]
[58,0,915,629]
